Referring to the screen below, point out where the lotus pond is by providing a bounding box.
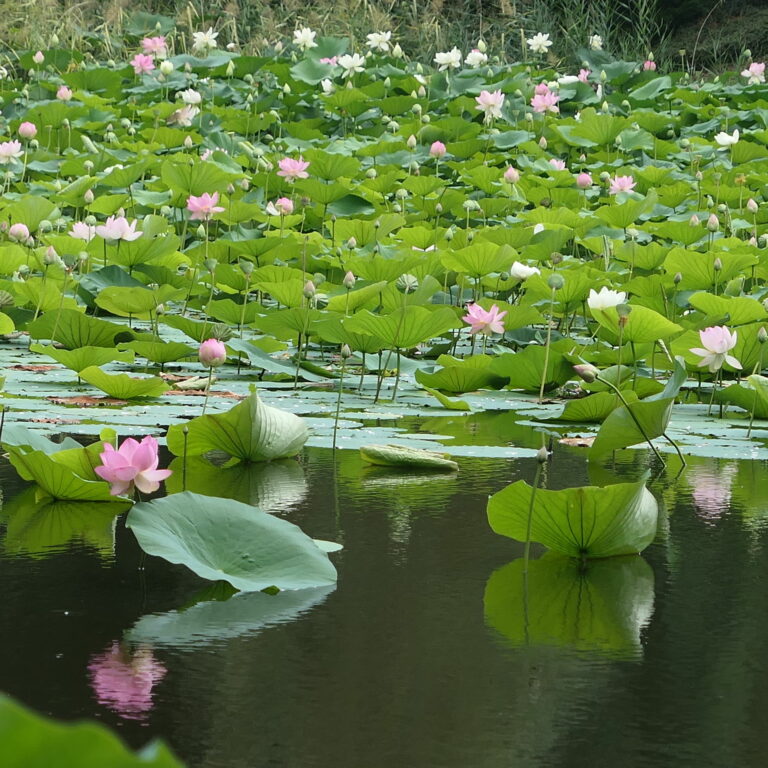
[2,16,768,768]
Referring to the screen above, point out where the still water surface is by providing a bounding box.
[1,437,767,768]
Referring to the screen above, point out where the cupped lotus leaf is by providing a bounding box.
[419,385,471,411]
[252,307,322,341]
[715,374,768,418]
[79,367,168,399]
[95,285,182,319]
[359,444,459,471]
[415,354,508,393]
[594,191,657,230]
[571,108,629,146]
[126,584,334,648]
[346,306,460,350]
[663,247,758,290]
[440,243,516,277]
[126,492,338,592]
[119,341,196,365]
[487,477,658,558]
[687,292,767,327]
[204,299,261,326]
[166,388,308,462]
[30,343,135,373]
[490,346,573,393]
[591,304,682,343]
[484,554,655,658]
[325,281,389,314]
[28,310,135,348]
[313,316,384,355]
[160,157,236,205]
[556,390,640,423]
[0,694,183,768]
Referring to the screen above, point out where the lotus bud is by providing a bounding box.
[346,237,357,249]
[204,258,218,273]
[695,170,703,181]
[600,70,607,82]
[160,205,172,217]
[392,43,404,58]
[396,273,419,294]
[38,219,52,233]
[160,60,174,75]
[538,136,547,149]
[689,214,700,226]
[411,103,422,115]
[547,273,564,290]
[199,338,227,367]
[706,195,715,208]
[417,85,427,98]
[713,257,722,272]
[599,171,611,183]
[384,77,392,88]
[303,280,316,298]
[422,114,431,124]
[707,214,719,232]
[749,236,758,246]
[759,327,768,344]
[717,203,727,214]
[225,60,236,77]
[44,246,58,265]
[341,343,352,359]
[184,135,194,149]
[409,160,419,173]
[724,277,744,296]
[536,445,549,464]
[747,198,759,214]
[343,271,356,289]
[435,203,443,214]
[196,224,206,238]
[240,260,254,276]
[551,252,564,265]
[573,363,600,383]
[84,188,94,204]
[674,272,683,285]
[240,177,251,190]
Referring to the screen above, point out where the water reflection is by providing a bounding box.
[689,461,737,524]
[485,554,655,659]
[88,642,166,721]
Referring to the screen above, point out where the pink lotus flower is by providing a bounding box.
[475,89,505,122]
[531,86,559,114]
[643,60,657,71]
[95,215,143,241]
[463,303,507,336]
[8,223,30,243]
[576,171,593,188]
[0,140,23,164]
[741,61,765,84]
[88,642,166,721]
[266,197,294,216]
[94,436,172,496]
[18,122,37,140]
[56,85,73,101]
[430,141,446,158]
[186,192,225,221]
[549,158,566,171]
[142,36,167,57]
[319,56,338,65]
[32,51,44,65]
[609,174,636,194]
[503,166,520,183]
[130,53,155,75]
[277,156,310,181]
[578,68,591,83]
[69,221,97,242]
[690,326,742,373]
[199,338,227,367]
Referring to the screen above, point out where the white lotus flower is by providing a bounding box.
[338,53,366,78]
[366,31,392,52]
[191,28,218,54]
[293,27,318,51]
[587,287,627,310]
[434,47,462,71]
[464,49,488,68]
[526,33,552,55]
[509,261,541,280]
[589,34,603,51]
[714,129,739,147]
[179,88,202,105]
[320,78,334,95]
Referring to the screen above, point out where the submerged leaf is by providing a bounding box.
[359,444,459,471]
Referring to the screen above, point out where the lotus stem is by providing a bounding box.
[523,457,545,574]
[201,368,213,415]
[538,286,556,403]
[182,426,189,491]
[332,352,347,450]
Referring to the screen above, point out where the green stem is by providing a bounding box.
[523,460,545,574]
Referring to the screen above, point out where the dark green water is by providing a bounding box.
[2,439,768,768]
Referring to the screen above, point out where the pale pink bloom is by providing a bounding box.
[430,141,446,158]
[463,303,507,336]
[475,89,505,122]
[531,88,559,113]
[576,171,593,188]
[319,56,338,65]
[70,221,97,242]
[199,338,227,367]
[168,105,199,127]
[643,60,657,71]
[142,36,167,57]
[609,174,636,194]
[94,436,172,496]
[741,61,765,84]
[277,156,310,181]
[95,215,142,242]
[690,463,736,522]
[503,166,520,183]
[56,85,73,101]
[578,68,590,83]
[88,643,166,720]
[690,326,742,373]
[130,53,155,75]
[8,223,29,243]
[266,197,294,216]
[0,140,23,164]
[549,158,566,171]
[18,122,37,140]
[534,83,550,95]
[186,192,225,221]
[32,51,44,65]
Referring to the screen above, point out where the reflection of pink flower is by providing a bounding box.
[463,303,507,336]
[277,156,310,181]
[690,463,736,523]
[89,642,166,721]
[94,436,172,496]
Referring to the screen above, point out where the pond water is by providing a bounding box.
[2,430,767,768]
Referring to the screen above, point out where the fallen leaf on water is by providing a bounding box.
[164,389,244,399]
[10,365,58,372]
[47,396,129,407]
[559,435,596,447]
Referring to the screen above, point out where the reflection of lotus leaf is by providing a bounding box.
[166,456,307,512]
[1,487,129,559]
[484,554,655,659]
[125,585,334,648]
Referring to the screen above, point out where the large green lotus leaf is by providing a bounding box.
[1,487,129,559]
[164,456,307,511]
[0,693,182,768]
[440,243,515,276]
[645,219,704,247]
[663,247,758,290]
[556,390,640,423]
[30,343,135,373]
[487,477,658,558]
[715,374,768,418]
[252,307,322,341]
[490,346,573,393]
[224,339,328,381]
[312,316,384,355]
[126,492,337,591]
[204,299,261,326]
[415,354,508,393]
[325,281,389,314]
[28,310,135,348]
[590,358,687,458]
[0,425,83,454]
[629,75,673,101]
[79,367,168,399]
[257,279,305,308]
[160,157,236,205]
[95,285,182,319]
[295,179,350,205]
[594,191,657,229]
[571,108,629,145]
[592,304,682,343]
[419,384,471,411]
[345,306,460,349]
[687,292,766,326]
[126,585,333,648]
[359,444,459,471]
[119,341,196,365]
[160,314,222,343]
[4,197,58,231]
[166,388,308,462]
[484,554,655,658]
[4,447,117,502]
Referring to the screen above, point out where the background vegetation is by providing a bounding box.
[0,0,765,71]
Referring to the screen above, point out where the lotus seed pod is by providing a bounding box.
[38,219,52,233]
[421,115,431,124]
[366,168,377,179]
[396,273,419,294]
[84,214,97,226]
[547,273,564,290]
[411,103,422,115]
[551,252,564,265]
[680,138,690,149]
